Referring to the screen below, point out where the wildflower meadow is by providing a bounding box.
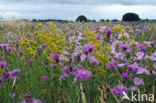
[0,21,156,103]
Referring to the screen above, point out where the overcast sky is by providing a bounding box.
[0,0,156,20]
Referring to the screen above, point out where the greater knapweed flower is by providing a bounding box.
[73,69,92,80]
[153,34,156,38]
[133,77,144,86]
[106,29,112,36]
[19,100,27,103]
[0,44,9,48]
[127,63,139,72]
[51,53,59,62]
[0,61,7,67]
[83,44,96,54]
[28,60,32,65]
[19,51,23,55]
[0,83,4,88]
[89,56,99,65]
[41,76,48,81]
[9,69,21,76]
[60,73,69,80]
[136,68,150,75]
[99,26,106,33]
[106,61,118,69]
[5,47,14,52]
[12,93,16,99]
[61,66,70,72]
[122,72,128,79]
[112,84,128,95]
[31,99,41,103]
[0,77,3,82]
[24,94,31,99]
[119,44,131,52]
[136,43,146,51]
[42,44,46,48]
[129,86,140,92]
[2,72,9,78]
[96,35,104,40]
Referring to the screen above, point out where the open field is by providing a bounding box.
[0,21,156,103]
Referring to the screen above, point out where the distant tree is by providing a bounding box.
[92,19,96,22]
[106,19,110,22]
[76,15,87,22]
[111,19,119,22]
[122,13,140,22]
[100,19,105,22]
[87,19,91,22]
[0,15,3,20]
[32,19,38,22]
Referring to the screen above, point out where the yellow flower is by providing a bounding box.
[20,37,30,45]
[38,23,42,27]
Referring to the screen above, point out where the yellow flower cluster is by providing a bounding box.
[20,37,30,45]
[112,24,125,33]
[82,29,111,64]
[35,22,66,54]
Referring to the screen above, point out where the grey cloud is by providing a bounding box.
[1,0,156,5]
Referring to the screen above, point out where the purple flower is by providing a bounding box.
[96,35,104,40]
[24,94,31,99]
[61,66,70,72]
[106,29,112,36]
[122,72,128,79]
[41,76,48,81]
[127,63,139,72]
[51,54,59,62]
[83,44,96,54]
[9,69,21,76]
[89,56,99,65]
[42,44,46,48]
[37,49,41,53]
[60,73,69,80]
[0,77,3,82]
[5,47,14,51]
[10,76,19,80]
[133,77,144,86]
[31,99,41,103]
[153,34,156,38]
[119,44,131,52]
[73,69,92,80]
[99,26,106,33]
[12,93,16,99]
[0,83,4,88]
[136,68,150,75]
[107,61,118,69]
[19,100,27,103]
[112,84,128,95]
[136,52,144,60]
[129,86,140,92]
[19,51,23,55]
[152,71,156,75]
[0,61,7,67]
[0,44,9,48]
[136,43,146,51]
[28,60,32,65]
[2,72,9,78]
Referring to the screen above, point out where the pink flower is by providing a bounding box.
[83,44,96,54]
[73,69,92,80]
[89,56,99,65]
[51,54,59,62]
[119,44,131,52]
[112,84,128,95]
[133,77,144,86]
